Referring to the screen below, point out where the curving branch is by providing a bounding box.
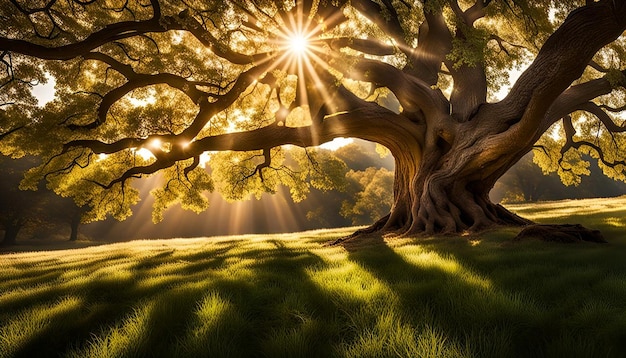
[541,67,626,138]
[242,148,272,182]
[0,2,265,66]
[599,103,626,113]
[543,78,614,133]
[91,160,173,190]
[0,1,163,60]
[489,35,526,56]
[560,115,626,171]
[577,102,626,133]
[57,95,415,190]
[183,155,200,180]
[332,55,449,120]
[0,125,25,140]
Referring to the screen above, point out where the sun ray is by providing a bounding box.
[237,5,359,148]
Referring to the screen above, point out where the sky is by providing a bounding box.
[31,74,56,106]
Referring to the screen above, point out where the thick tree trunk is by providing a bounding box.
[334,123,532,244]
[384,146,530,237]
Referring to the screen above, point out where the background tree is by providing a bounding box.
[341,167,395,226]
[41,193,89,242]
[1,0,626,239]
[0,156,44,245]
[0,156,88,245]
[492,153,626,203]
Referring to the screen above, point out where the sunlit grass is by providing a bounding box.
[1,197,626,357]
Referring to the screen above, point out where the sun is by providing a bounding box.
[289,33,309,55]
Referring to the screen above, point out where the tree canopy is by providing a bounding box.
[1,0,625,236]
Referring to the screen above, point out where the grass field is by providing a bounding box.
[1,196,626,358]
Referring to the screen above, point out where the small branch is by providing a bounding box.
[559,115,626,171]
[588,60,610,73]
[0,125,25,140]
[489,35,526,56]
[183,155,200,180]
[577,102,626,133]
[599,103,626,113]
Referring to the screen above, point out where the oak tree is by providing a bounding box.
[1,0,626,238]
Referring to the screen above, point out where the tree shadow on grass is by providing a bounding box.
[6,230,626,358]
[113,238,365,357]
[2,239,359,358]
[2,245,232,358]
[163,240,348,358]
[342,233,626,357]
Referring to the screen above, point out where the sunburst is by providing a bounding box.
[272,11,343,129]
[228,5,349,146]
[288,33,310,56]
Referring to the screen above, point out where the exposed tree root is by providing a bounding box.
[513,224,606,243]
[329,221,607,248]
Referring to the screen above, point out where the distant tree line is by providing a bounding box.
[491,153,626,203]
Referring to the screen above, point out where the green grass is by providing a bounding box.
[1,196,626,357]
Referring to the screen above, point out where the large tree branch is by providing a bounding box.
[350,0,405,44]
[0,3,267,66]
[68,72,212,130]
[62,52,218,130]
[499,0,626,149]
[577,102,626,133]
[61,57,293,156]
[330,56,449,119]
[406,5,452,85]
[542,78,614,133]
[0,4,164,60]
[540,66,626,139]
[445,0,491,122]
[61,100,420,189]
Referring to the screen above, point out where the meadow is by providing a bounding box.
[1,196,626,357]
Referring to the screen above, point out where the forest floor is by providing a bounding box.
[1,196,626,357]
